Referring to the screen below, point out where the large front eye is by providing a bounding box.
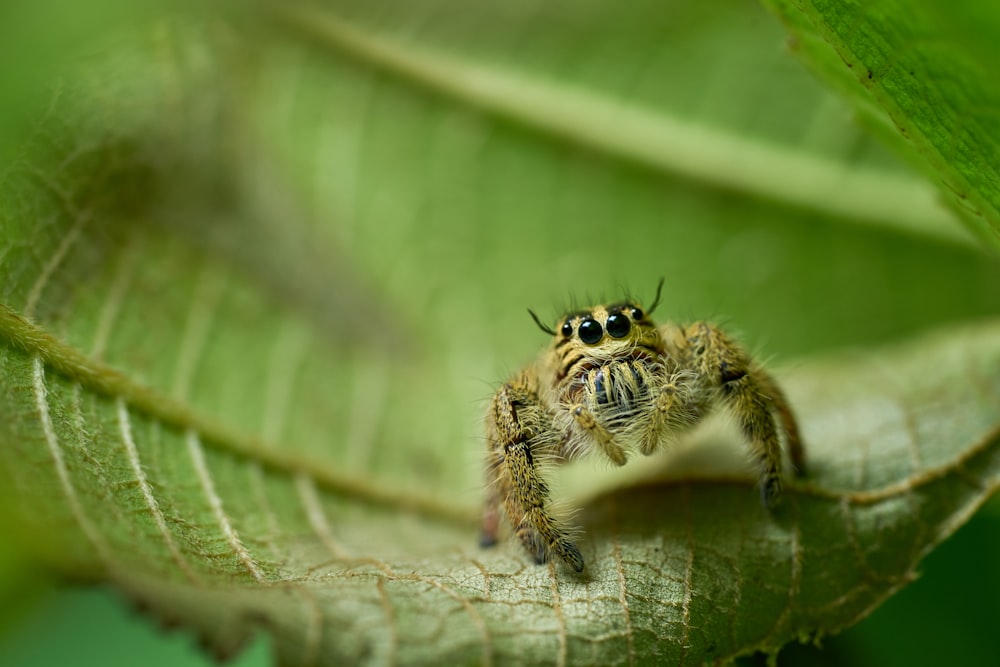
[606,313,630,338]
[578,318,603,344]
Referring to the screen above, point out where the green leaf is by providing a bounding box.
[0,0,175,162]
[4,266,1000,665]
[760,0,1000,249]
[2,1,1000,664]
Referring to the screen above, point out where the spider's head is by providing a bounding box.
[528,279,664,354]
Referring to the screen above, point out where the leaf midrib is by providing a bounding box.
[7,299,999,532]
[275,2,970,246]
[0,303,473,526]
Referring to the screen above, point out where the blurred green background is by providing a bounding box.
[2,0,1000,664]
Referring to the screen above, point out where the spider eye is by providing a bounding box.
[578,318,603,344]
[606,313,630,338]
[560,321,572,337]
[631,307,644,321]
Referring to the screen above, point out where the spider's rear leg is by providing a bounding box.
[483,381,585,572]
[755,372,806,475]
[685,322,805,508]
[721,367,785,507]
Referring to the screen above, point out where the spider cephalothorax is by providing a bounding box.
[480,280,805,572]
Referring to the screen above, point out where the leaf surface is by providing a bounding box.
[2,2,1000,665]
[4,280,1000,664]
[761,0,1000,248]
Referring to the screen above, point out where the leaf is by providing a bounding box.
[0,0,169,160]
[273,1,968,246]
[4,269,1000,665]
[230,0,1000,357]
[2,1,1000,665]
[760,0,1000,250]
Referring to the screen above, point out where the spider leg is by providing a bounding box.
[482,379,585,572]
[504,440,584,571]
[683,322,805,508]
[569,402,628,466]
[637,365,701,456]
[754,371,806,475]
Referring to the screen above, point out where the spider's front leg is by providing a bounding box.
[568,401,628,466]
[682,322,805,507]
[481,372,585,572]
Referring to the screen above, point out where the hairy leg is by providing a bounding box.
[503,440,584,571]
[682,322,803,507]
[482,380,585,571]
[755,371,806,474]
[722,366,785,506]
[638,367,703,456]
[569,402,628,466]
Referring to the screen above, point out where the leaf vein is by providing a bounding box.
[32,357,117,568]
[610,497,635,666]
[275,2,969,246]
[186,429,266,582]
[547,560,567,667]
[24,214,86,319]
[0,304,474,525]
[409,574,493,667]
[90,237,139,361]
[375,577,398,667]
[678,487,695,665]
[247,462,286,566]
[296,473,353,561]
[116,397,202,583]
[172,265,225,398]
[262,321,310,442]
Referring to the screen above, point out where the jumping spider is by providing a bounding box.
[480,281,805,572]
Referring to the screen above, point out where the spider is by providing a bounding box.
[479,281,805,572]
